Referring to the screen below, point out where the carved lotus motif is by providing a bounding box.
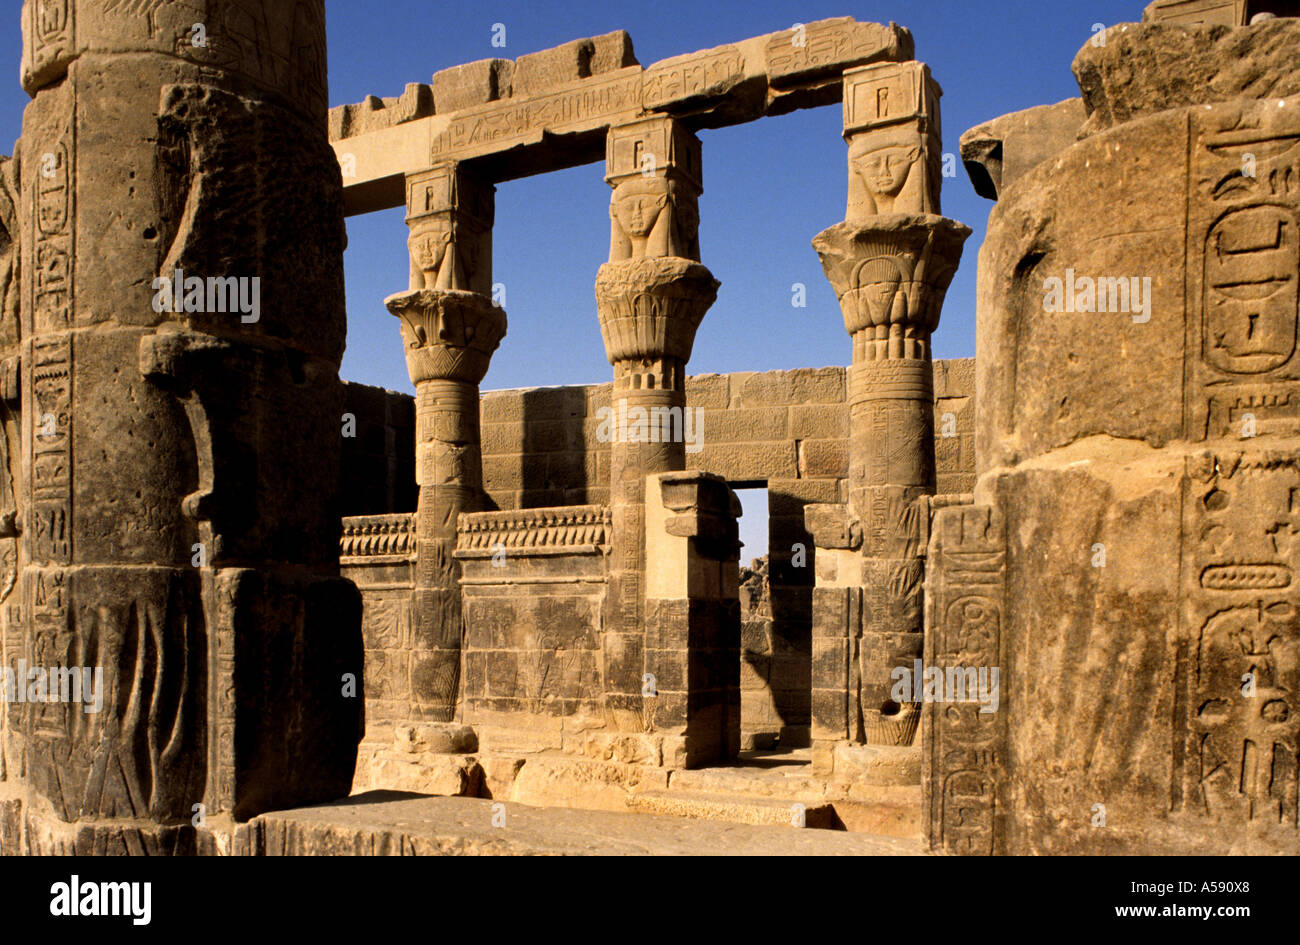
[594,257,719,366]
[813,214,969,356]
[385,288,507,384]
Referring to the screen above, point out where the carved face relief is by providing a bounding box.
[410,224,451,279]
[853,144,921,201]
[673,194,699,244]
[614,190,668,238]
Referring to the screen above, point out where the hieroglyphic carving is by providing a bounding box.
[430,71,644,162]
[1180,451,1300,827]
[1186,100,1300,440]
[924,504,1006,855]
[32,129,72,334]
[764,19,906,85]
[23,0,74,92]
[28,336,70,565]
[207,570,236,814]
[641,47,747,110]
[0,159,23,622]
[1144,0,1247,27]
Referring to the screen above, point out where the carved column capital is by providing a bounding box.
[813,214,969,361]
[594,257,717,390]
[385,288,506,386]
[405,162,495,295]
[605,116,704,263]
[842,60,943,221]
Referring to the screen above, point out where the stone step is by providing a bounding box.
[625,789,838,829]
[667,767,831,800]
[250,793,924,856]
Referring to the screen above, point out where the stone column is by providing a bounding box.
[385,162,505,724]
[594,116,718,734]
[813,62,969,747]
[13,0,362,851]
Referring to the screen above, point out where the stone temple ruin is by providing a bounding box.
[0,0,1295,855]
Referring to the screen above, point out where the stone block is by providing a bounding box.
[788,403,849,439]
[432,58,514,113]
[798,438,850,478]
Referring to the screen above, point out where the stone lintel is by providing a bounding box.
[332,18,913,214]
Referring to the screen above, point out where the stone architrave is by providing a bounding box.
[386,163,505,724]
[330,18,915,215]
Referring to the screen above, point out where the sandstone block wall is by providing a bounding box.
[339,360,975,750]
[341,382,417,517]
[477,360,975,511]
[456,507,610,755]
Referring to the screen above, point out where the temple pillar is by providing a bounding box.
[809,61,969,762]
[11,0,362,851]
[385,162,505,724]
[593,116,722,752]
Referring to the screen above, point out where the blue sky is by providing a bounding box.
[1,0,1143,395]
[317,0,1143,396]
[0,1,1142,553]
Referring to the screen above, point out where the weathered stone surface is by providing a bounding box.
[928,27,1300,852]
[329,83,434,140]
[10,0,361,847]
[810,166,968,756]
[331,19,914,214]
[1143,0,1248,26]
[249,792,923,855]
[432,58,514,113]
[974,106,1189,470]
[28,0,1263,861]
[514,32,637,98]
[961,98,1085,201]
[1073,19,1300,139]
[21,0,331,120]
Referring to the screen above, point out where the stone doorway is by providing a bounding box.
[734,482,781,751]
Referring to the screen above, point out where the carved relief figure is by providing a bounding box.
[849,138,923,215]
[609,178,699,261]
[409,221,454,290]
